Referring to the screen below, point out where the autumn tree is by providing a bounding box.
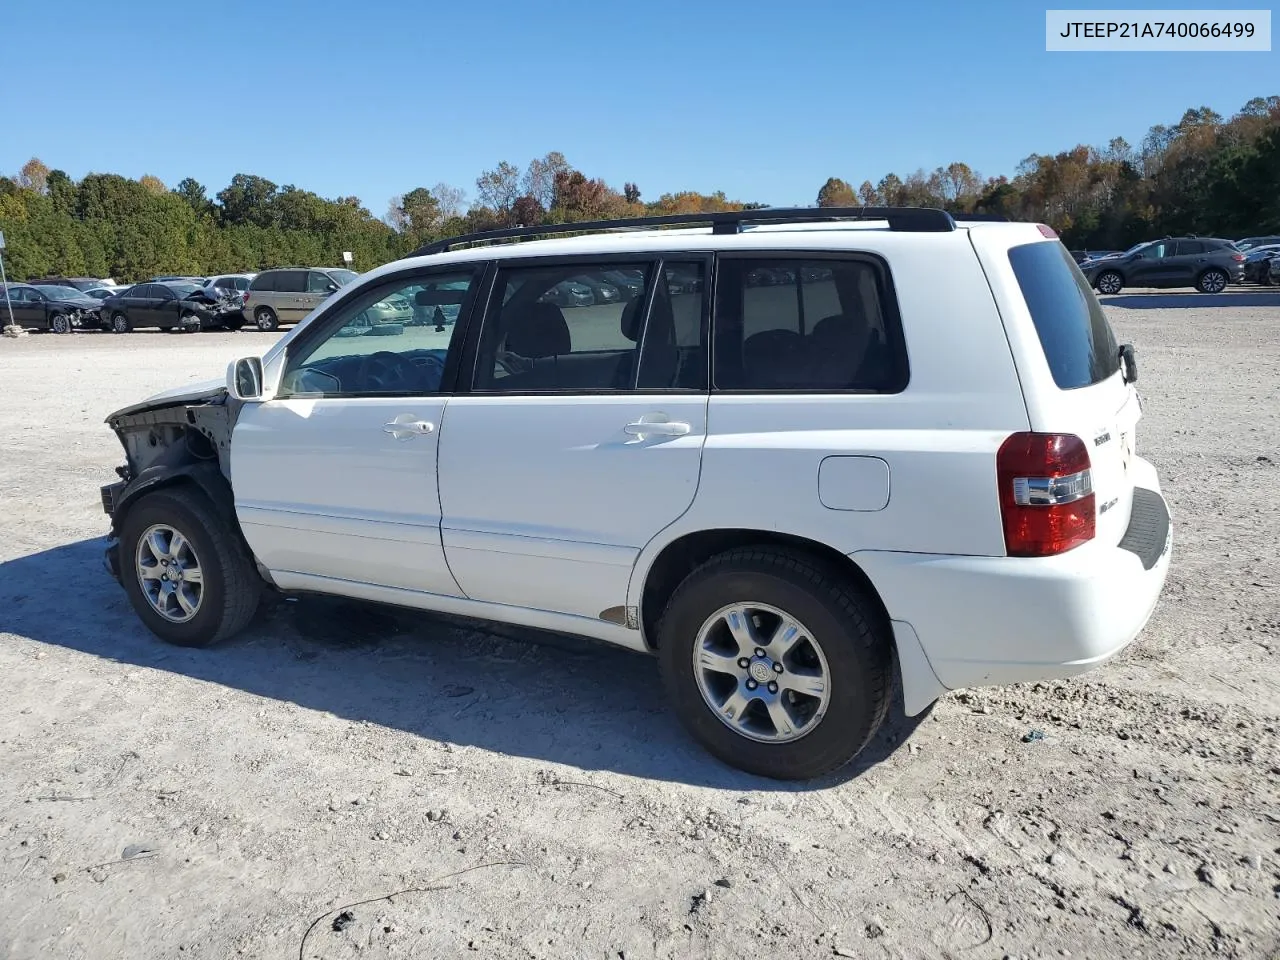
[816,177,856,207]
[18,158,50,194]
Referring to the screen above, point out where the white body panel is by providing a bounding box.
[231,397,462,597]
[437,393,707,620]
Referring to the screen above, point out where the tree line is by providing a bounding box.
[1,95,1275,281]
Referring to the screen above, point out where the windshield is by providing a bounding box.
[1121,242,1148,256]
[167,283,201,296]
[36,285,85,299]
[328,269,359,286]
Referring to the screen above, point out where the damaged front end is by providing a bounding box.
[100,382,242,582]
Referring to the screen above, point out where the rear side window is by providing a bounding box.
[1008,241,1120,390]
[712,257,907,392]
[278,270,307,293]
[1176,240,1204,255]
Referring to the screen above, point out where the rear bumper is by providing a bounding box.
[853,457,1171,695]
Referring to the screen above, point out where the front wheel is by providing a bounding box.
[50,313,72,334]
[118,487,261,647]
[254,307,278,332]
[1095,271,1124,295]
[110,313,131,334]
[657,548,892,780]
[1196,268,1228,294]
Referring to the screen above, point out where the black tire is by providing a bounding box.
[1095,271,1123,295]
[50,313,72,335]
[180,310,200,332]
[656,547,892,780]
[1196,268,1228,294]
[254,307,278,332]
[118,486,260,647]
[110,312,131,334]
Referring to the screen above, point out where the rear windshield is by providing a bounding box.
[1008,241,1120,390]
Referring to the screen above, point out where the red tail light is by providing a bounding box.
[1036,223,1058,238]
[243,293,251,303]
[1231,253,1245,261]
[996,432,1095,557]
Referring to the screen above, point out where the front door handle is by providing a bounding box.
[624,418,691,438]
[383,414,435,440]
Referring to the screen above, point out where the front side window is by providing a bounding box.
[308,271,337,293]
[712,257,907,392]
[1142,242,1168,259]
[278,270,478,397]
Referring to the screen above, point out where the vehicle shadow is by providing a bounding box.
[0,539,925,791]
[1100,290,1280,309]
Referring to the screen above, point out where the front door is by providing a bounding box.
[1128,240,1174,287]
[231,265,483,597]
[438,257,710,621]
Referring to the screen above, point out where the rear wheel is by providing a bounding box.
[657,548,892,780]
[49,313,72,334]
[1196,268,1228,293]
[1095,271,1123,295]
[110,313,130,334]
[118,487,260,647]
[254,307,278,332]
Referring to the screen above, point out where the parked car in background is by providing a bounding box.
[1079,237,1245,294]
[28,276,111,293]
[83,285,126,301]
[537,279,595,307]
[1270,256,1280,285]
[151,275,206,284]
[1241,245,1280,284]
[243,267,358,331]
[0,282,102,333]
[205,273,256,297]
[1235,236,1280,252]
[100,281,242,333]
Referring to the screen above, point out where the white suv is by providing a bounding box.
[99,207,1172,780]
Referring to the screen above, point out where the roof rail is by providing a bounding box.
[412,206,956,256]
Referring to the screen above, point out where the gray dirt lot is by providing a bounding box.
[1,291,1277,960]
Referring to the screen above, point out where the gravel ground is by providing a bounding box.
[1,291,1277,960]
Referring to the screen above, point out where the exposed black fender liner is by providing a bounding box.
[109,461,278,591]
[114,460,236,531]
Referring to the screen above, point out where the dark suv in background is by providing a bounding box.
[1080,237,1245,294]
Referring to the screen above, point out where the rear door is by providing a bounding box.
[275,270,309,323]
[1169,239,1205,285]
[437,256,710,620]
[981,234,1140,547]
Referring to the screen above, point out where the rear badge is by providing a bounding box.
[1099,497,1119,515]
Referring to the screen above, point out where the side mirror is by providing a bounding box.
[1119,343,1138,384]
[227,356,264,400]
[326,283,339,293]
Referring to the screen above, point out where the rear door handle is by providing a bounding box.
[383,414,435,440]
[624,419,690,438]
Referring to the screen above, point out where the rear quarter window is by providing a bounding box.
[1008,241,1120,390]
[250,273,275,292]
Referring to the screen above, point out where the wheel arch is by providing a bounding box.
[631,527,948,715]
[111,462,275,590]
[633,528,893,651]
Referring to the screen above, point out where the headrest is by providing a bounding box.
[506,302,570,358]
[620,297,645,341]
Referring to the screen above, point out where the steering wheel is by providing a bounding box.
[357,351,417,392]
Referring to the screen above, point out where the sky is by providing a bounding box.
[2,0,1275,217]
